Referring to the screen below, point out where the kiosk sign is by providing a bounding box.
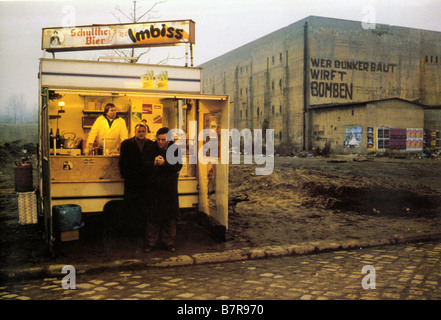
[42,20,195,52]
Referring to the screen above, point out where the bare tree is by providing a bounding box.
[6,94,26,124]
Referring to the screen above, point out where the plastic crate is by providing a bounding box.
[52,204,84,232]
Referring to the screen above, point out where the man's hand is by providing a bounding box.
[154,155,165,166]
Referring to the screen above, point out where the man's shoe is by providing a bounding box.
[144,246,155,253]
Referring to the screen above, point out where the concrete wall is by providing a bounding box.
[311,104,367,153]
[424,108,441,130]
[311,99,424,153]
[307,17,427,105]
[200,16,441,152]
[370,100,424,128]
[200,19,306,148]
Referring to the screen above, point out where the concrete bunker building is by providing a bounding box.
[200,16,441,154]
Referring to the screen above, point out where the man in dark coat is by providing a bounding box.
[118,124,153,233]
[143,127,182,252]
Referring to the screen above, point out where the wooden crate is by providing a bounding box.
[60,229,79,242]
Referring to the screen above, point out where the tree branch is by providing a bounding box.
[113,4,134,23]
[156,53,185,65]
[136,0,166,22]
[108,1,180,64]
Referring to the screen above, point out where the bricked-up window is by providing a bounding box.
[280,53,283,62]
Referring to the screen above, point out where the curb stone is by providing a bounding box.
[1,232,441,283]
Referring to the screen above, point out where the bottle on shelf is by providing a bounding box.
[93,141,99,155]
[49,128,55,149]
[55,128,61,149]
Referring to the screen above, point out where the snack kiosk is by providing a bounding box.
[37,21,229,254]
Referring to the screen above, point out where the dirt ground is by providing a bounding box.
[226,156,441,248]
[1,141,441,269]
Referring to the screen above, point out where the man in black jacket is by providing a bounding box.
[143,127,182,252]
[119,124,153,234]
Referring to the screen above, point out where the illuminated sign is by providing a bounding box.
[42,20,195,52]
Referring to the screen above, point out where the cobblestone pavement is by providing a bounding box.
[1,240,440,301]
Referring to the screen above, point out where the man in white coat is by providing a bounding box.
[86,103,128,155]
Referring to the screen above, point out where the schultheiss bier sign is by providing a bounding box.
[42,20,195,52]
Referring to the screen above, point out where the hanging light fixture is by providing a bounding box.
[58,101,65,114]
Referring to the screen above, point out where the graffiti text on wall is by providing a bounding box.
[310,58,397,100]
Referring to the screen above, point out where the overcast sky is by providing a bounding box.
[1,0,441,116]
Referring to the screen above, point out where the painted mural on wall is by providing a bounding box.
[310,57,399,103]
